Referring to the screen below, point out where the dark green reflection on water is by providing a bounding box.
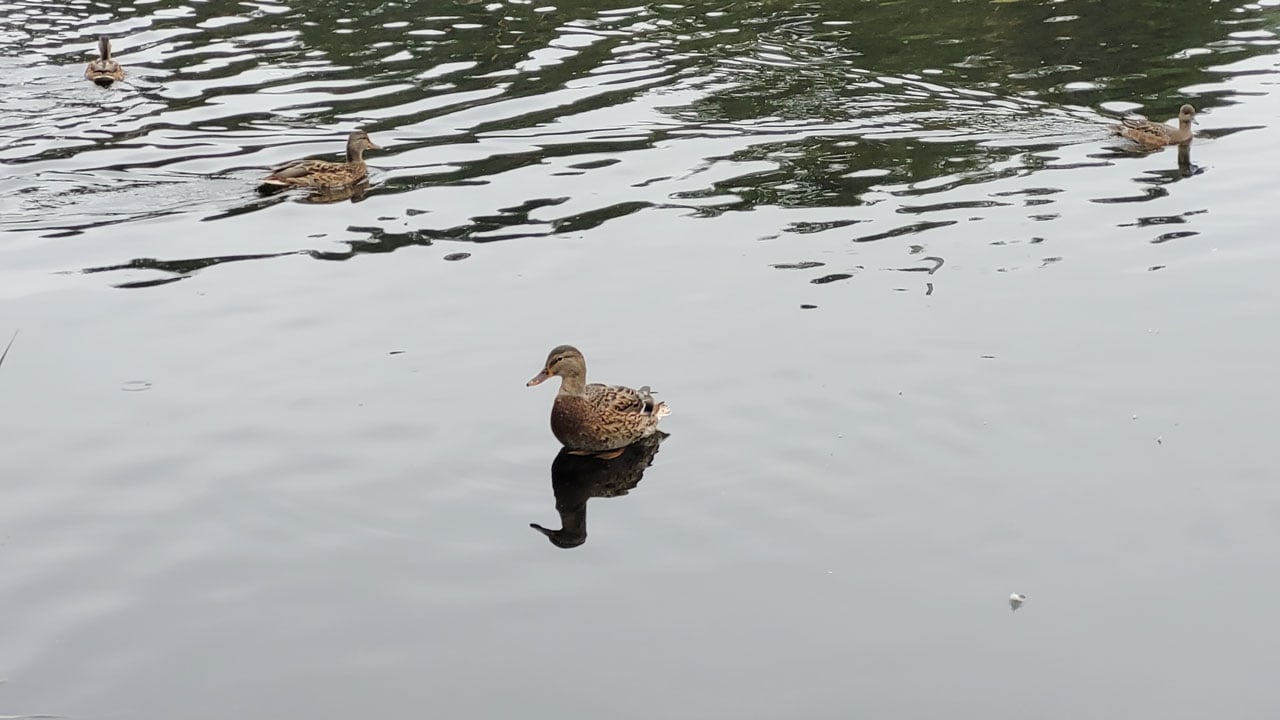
[277,0,1268,114]
[3,0,1276,277]
[278,0,1272,200]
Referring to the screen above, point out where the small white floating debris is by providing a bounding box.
[1009,593,1026,612]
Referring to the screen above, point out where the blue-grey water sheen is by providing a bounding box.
[2,0,1280,718]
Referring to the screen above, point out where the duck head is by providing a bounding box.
[345,130,382,162]
[1178,104,1196,127]
[527,345,586,387]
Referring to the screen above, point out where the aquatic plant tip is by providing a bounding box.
[0,330,17,369]
[1009,593,1026,612]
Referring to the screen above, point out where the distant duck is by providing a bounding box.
[526,345,670,458]
[1111,104,1195,147]
[84,36,124,87]
[256,130,382,194]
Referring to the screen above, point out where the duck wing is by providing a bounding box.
[586,383,658,415]
[1112,117,1174,146]
[266,158,331,179]
[1126,118,1171,135]
[85,59,123,76]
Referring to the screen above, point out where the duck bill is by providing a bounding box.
[367,141,383,150]
[526,369,551,387]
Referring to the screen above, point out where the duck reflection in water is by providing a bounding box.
[1176,142,1200,178]
[297,181,369,204]
[530,431,668,549]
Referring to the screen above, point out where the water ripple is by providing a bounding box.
[0,0,1277,283]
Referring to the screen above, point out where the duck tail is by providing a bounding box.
[256,179,289,194]
[636,386,669,417]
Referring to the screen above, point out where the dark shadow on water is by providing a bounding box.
[530,431,669,550]
[79,251,304,288]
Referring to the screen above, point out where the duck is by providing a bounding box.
[526,345,670,458]
[84,36,124,87]
[1111,104,1195,147]
[256,130,381,194]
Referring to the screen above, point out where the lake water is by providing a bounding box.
[3,0,1280,717]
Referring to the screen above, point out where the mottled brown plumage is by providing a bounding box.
[1111,104,1195,148]
[84,36,124,87]
[526,345,670,455]
[256,131,382,193]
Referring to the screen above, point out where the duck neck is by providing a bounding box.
[345,146,366,164]
[558,373,587,396]
[99,37,111,60]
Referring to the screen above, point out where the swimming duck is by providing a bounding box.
[526,345,670,458]
[256,130,381,193]
[84,36,124,87]
[1111,104,1195,147]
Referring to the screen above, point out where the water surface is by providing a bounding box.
[3,0,1280,718]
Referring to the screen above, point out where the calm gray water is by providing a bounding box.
[3,0,1280,717]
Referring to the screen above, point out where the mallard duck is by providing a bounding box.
[256,130,381,194]
[84,36,124,87]
[1111,104,1195,147]
[526,345,670,458]
[531,431,668,549]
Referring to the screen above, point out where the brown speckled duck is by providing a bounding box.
[84,36,124,87]
[1111,104,1195,147]
[527,345,670,458]
[256,130,381,194]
